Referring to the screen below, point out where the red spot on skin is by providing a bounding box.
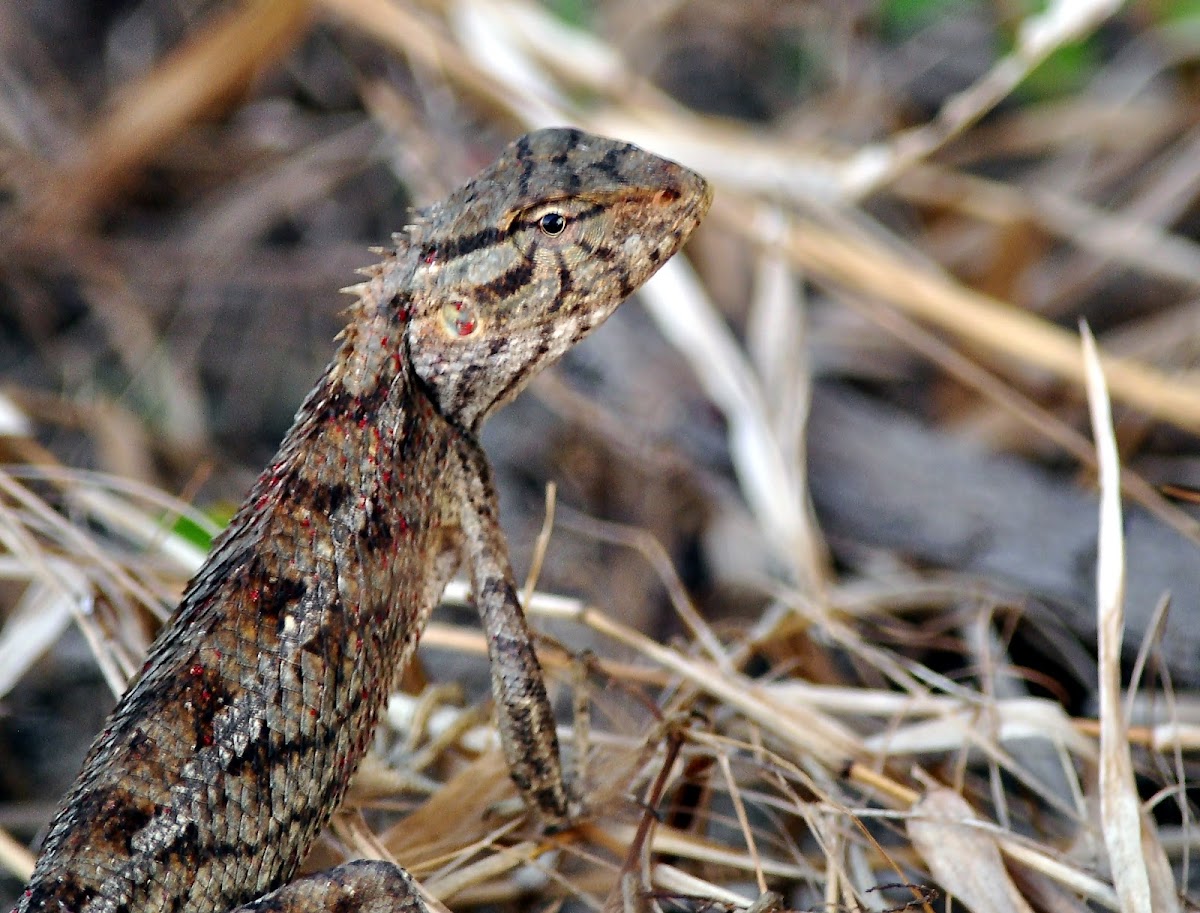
[249,587,260,602]
[190,664,204,677]
[398,516,409,533]
[358,415,369,429]
[423,250,436,265]
[449,301,477,336]
[214,650,222,659]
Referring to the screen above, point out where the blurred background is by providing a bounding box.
[3,1,1200,910]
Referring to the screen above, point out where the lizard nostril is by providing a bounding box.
[654,188,681,205]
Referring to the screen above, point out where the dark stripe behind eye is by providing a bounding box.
[480,259,536,299]
[433,226,508,261]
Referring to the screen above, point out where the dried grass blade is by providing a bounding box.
[718,198,1200,433]
[596,824,810,881]
[0,394,32,437]
[449,0,569,127]
[67,485,207,577]
[1082,323,1179,913]
[0,826,34,882]
[998,839,1119,909]
[908,787,1034,913]
[0,572,83,699]
[650,863,753,908]
[579,605,859,764]
[863,698,1094,760]
[638,256,819,591]
[423,839,541,903]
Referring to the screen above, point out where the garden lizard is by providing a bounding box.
[13,127,711,913]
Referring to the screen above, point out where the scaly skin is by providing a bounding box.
[14,128,711,913]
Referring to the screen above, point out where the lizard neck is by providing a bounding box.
[327,279,414,402]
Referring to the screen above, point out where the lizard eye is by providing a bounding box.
[441,300,478,337]
[537,211,567,236]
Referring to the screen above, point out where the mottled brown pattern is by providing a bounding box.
[14,128,710,913]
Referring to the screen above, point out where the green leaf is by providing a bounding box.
[545,0,592,28]
[1159,0,1200,22]
[167,505,233,551]
[1020,38,1100,100]
[881,0,964,38]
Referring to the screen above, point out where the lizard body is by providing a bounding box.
[13,128,710,913]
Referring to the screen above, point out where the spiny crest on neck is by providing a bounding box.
[331,261,412,399]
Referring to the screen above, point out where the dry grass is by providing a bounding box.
[2,1,1200,911]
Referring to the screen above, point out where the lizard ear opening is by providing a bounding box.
[441,300,480,338]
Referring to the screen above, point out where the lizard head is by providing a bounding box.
[398,127,711,432]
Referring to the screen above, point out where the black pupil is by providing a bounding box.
[539,212,566,235]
